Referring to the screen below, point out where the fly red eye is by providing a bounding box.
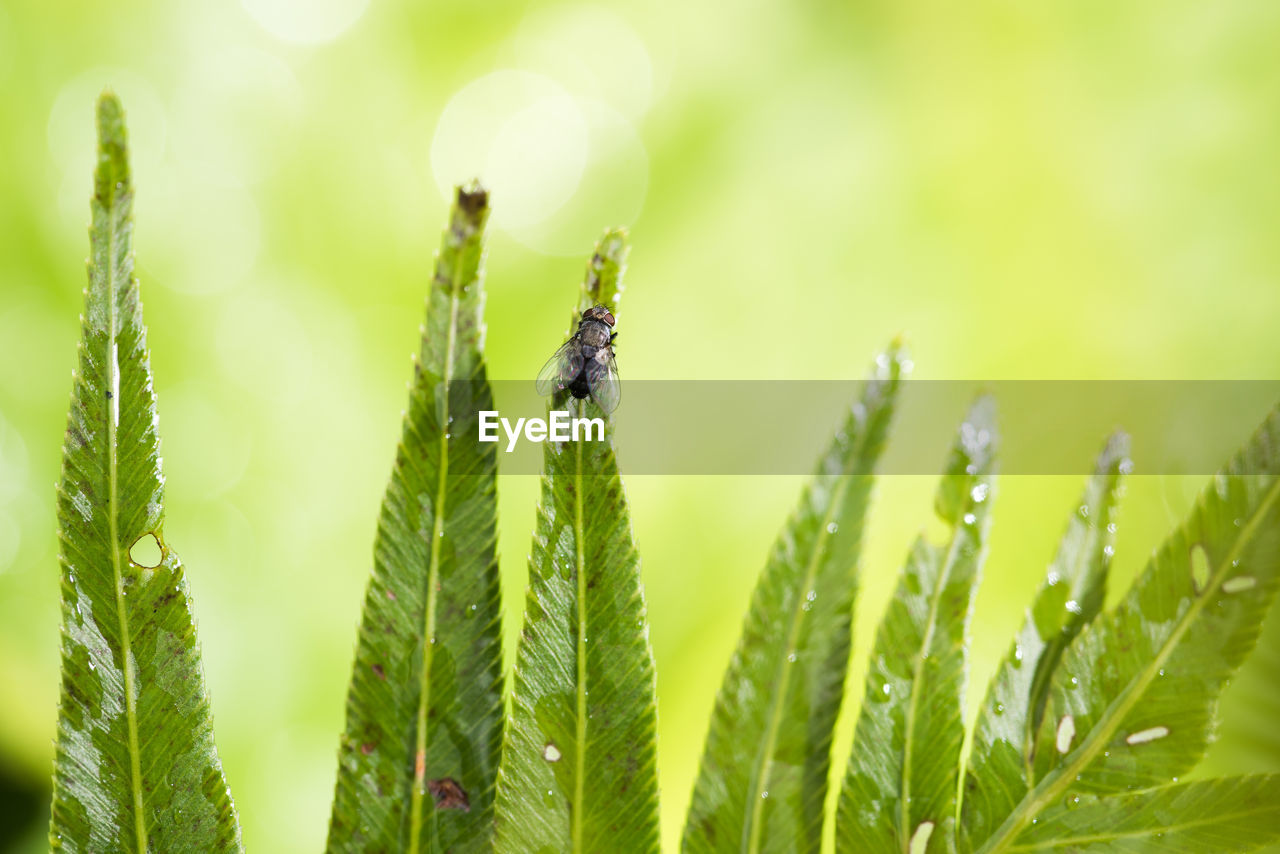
[603,311,616,326]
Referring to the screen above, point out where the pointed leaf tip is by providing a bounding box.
[874,340,912,383]
[53,90,242,852]
[327,177,502,853]
[837,405,997,854]
[684,345,905,854]
[455,181,490,225]
[1097,429,1132,473]
[581,228,630,313]
[934,395,997,522]
[94,91,130,206]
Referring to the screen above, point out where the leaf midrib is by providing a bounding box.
[1020,505,1104,781]
[899,500,971,853]
[407,283,462,854]
[976,476,1280,854]
[101,193,148,854]
[1005,799,1279,850]
[572,418,588,853]
[742,474,853,854]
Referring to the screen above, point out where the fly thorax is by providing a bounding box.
[578,321,611,348]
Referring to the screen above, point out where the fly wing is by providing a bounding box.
[535,340,584,396]
[584,348,621,414]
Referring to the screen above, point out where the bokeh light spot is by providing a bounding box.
[432,71,589,232]
[144,172,262,295]
[241,0,369,44]
[504,98,648,256]
[505,5,654,120]
[171,46,302,186]
[431,72,648,255]
[0,513,18,573]
[217,288,314,406]
[161,383,253,498]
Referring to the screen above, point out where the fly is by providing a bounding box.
[535,304,621,414]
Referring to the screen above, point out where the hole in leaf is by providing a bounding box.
[1055,715,1076,754]
[129,533,163,568]
[1190,544,1210,593]
[909,821,935,854]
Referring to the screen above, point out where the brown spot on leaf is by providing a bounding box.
[371,664,385,680]
[427,778,471,812]
[360,742,375,755]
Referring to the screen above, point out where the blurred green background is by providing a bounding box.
[2,0,1280,850]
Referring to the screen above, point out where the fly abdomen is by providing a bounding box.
[568,372,591,400]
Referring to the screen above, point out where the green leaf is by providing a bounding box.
[682,344,909,854]
[836,397,998,854]
[326,184,504,853]
[1006,775,1280,853]
[974,406,1280,854]
[493,230,661,854]
[49,92,242,853]
[961,434,1129,850]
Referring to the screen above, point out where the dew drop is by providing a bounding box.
[826,522,839,534]
[1065,599,1082,615]
[963,513,976,526]
[970,483,989,503]
[787,653,797,663]
[543,742,561,762]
